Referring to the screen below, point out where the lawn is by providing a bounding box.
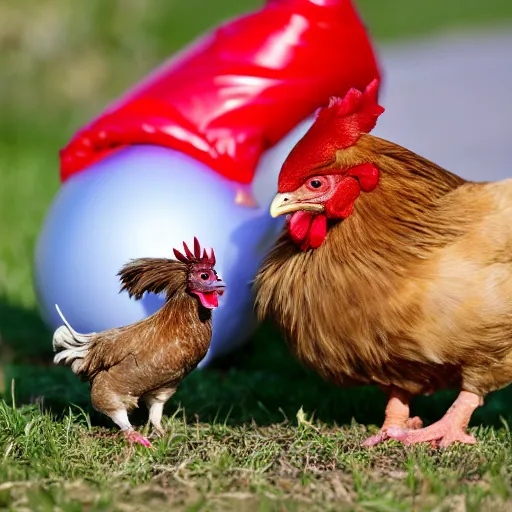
[2,0,512,510]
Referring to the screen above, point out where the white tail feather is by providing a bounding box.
[52,304,94,374]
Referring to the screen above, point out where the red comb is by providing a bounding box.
[314,79,383,136]
[173,237,216,266]
[278,79,384,192]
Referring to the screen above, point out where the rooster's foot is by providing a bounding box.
[362,416,423,447]
[387,390,480,448]
[122,429,153,448]
[387,423,476,448]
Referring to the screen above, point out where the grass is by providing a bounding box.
[5,330,512,511]
[2,0,512,510]
[2,400,512,511]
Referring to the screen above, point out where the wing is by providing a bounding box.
[406,179,512,361]
[78,321,152,380]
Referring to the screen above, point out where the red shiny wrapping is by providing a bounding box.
[60,0,381,184]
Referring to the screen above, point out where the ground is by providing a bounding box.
[3,403,512,512]
[2,0,512,510]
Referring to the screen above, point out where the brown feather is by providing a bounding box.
[85,290,212,414]
[117,258,188,300]
[254,134,512,398]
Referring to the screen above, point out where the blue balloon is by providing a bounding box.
[34,119,313,366]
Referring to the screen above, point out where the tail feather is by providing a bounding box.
[52,305,94,375]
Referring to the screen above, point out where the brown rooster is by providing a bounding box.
[254,79,512,448]
[52,238,225,447]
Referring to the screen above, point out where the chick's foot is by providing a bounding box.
[387,391,480,448]
[122,429,153,448]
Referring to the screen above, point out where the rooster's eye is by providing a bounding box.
[200,273,209,280]
[310,179,322,189]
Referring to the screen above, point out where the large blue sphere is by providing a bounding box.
[35,120,312,366]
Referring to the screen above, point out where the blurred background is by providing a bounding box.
[1,0,511,426]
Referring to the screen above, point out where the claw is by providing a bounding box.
[150,426,166,439]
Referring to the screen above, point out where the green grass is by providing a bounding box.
[1,399,512,511]
[5,327,512,510]
[2,0,512,510]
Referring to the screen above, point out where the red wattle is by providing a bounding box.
[308,215,327,249]
[59,0,380,184]
[289,211,327,251]
[289,210,314,246]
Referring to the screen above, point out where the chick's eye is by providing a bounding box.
[309,179,322,189]
[200,273,209,280]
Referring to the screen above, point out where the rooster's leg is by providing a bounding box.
[110,409,153,448]
[143,387,176,437]
[362,388,422,447]
[387,391,481,448]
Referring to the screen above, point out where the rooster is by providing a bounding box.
[52,238,225,447]
[253,79,512,448]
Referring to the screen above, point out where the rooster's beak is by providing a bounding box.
[269,192,324,218]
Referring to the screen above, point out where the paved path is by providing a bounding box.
[372,28,512,182]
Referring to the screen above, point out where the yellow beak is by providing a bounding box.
[269,192,324,218]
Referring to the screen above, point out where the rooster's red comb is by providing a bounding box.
[278,79,384,192]
[173,237,216,266]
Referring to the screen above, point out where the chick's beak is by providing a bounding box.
[214,280,226,295]
[209,274,226,295]
[269,192,324,218]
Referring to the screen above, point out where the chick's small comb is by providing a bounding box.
[173,237,216,266]
[278,79,385,192]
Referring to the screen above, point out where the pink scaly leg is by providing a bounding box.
[363,388,423,447]
[387,391,481,448]
[109,409,153,448]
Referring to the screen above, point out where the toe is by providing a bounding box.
[363,427,411,447]
[387,426,444,445]
[136,435,153,448]
[386,426,410,441]
[362,431,388,447]
[133,433,153,448]
[407,416,423,430]
[438,432,476,448]
[123,430,153,448]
